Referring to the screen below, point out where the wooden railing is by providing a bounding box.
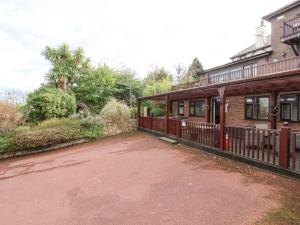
[290,131,300,171]
[208,56,300,84]
[282,16,300,38]
[171,56,300,90]
[138,118,300,174]
[138,117,166,133]
[172,77,208,91]
[225,125,280,166]
[181,121,220,148]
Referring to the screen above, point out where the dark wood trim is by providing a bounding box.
[165,95,170,134]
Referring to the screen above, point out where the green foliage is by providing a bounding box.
[79,116,103,139]
[144,67,173,83]
[42,43,91,91]
[36,118,81,129]
[0,133,12,153]
[0,117,104,153]
[186,57,204,80]
[130,107,137,119]
[143,77,172,96]
[10,127,81,150]
[25,87,76,122]
[112,68,143,107]
[100,98,130,123]
[72,65,117,113]
[150,107,165,117]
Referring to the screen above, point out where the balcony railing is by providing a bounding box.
[172,56,300,91]
[282,16,300,39]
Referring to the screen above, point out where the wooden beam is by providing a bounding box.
[218,87,226,151]
[165,95,170,134]
[270,91,278,129]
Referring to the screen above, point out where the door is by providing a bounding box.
[213,99,220,124]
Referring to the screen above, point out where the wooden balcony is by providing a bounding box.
[172,56,300,91]
[282,16,300,44]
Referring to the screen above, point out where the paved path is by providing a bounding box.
[0,132,280,225]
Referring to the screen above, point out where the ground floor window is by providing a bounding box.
[178,102,184,116]
[245,96,270,120]
[189,100,205,116]
[280,95,300,121]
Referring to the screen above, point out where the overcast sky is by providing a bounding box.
[0,0,293,91]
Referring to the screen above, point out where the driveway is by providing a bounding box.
[0,131,296,225]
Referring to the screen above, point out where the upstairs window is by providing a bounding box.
[189,100,205,117]
[280,95,300,121]
[245,96,270,120]
[178,102,184,116]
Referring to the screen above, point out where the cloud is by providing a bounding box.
[0,0,293,91]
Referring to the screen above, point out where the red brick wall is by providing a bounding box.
[269,6,300,61]
[225,95,271,128]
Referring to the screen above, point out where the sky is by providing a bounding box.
[0,0,293,91]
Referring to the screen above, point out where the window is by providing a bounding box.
[245,96,270,120]
[178,102,184,116]
[280,95,300,121]
[189,100,205,117]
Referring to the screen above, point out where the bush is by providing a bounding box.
[25,87,76,122]
[10,127,81,150]
[130,107,137,119]
[0,101,23,134]
[79,116,103,139]
[100,98,130,128]
[36,118,81,129]
[0,117,104,153]
[0,133,13,153]
[150,107,165,117]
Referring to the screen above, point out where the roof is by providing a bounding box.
[262,0,300,22]
[230,35,271,59]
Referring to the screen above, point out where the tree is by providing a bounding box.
[72,65,117,113]
[174,64,186,84]
[184,58,204,81]
[112,68,143,107]
[143,77,172,96]
[144,67,173,84]
[42,43,91,91]
[25,87,76,122]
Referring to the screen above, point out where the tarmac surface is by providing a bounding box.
[0,131,280,225]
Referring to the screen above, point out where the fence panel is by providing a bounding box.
[290,132,300,172]
[225,125,280,166]
[181,121,220,148]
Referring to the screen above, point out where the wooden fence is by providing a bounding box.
[139,117,300,174]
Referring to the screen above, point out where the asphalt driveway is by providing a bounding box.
[0,131,295,225]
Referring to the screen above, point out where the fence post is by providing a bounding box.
[279,122,290,168]
[176,118,181,138]
[165,95,170,134]
[218,87,226,150]
[137,99,141,127]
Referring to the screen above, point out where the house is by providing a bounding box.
[137,1,300,176]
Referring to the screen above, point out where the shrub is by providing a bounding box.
[10,127,81,150]
[130,107,137,119]
[150,107,165,117]
[0,133,13,153]
[0,101,23,134]
[25,87,76,122]
[100,98,130,128]
[79,116,103,139]
[36,118,81,129]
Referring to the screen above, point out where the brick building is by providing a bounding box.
[138,1,300,174]
[142,0,300,130]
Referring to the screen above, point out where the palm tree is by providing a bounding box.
[42,43,91,91]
